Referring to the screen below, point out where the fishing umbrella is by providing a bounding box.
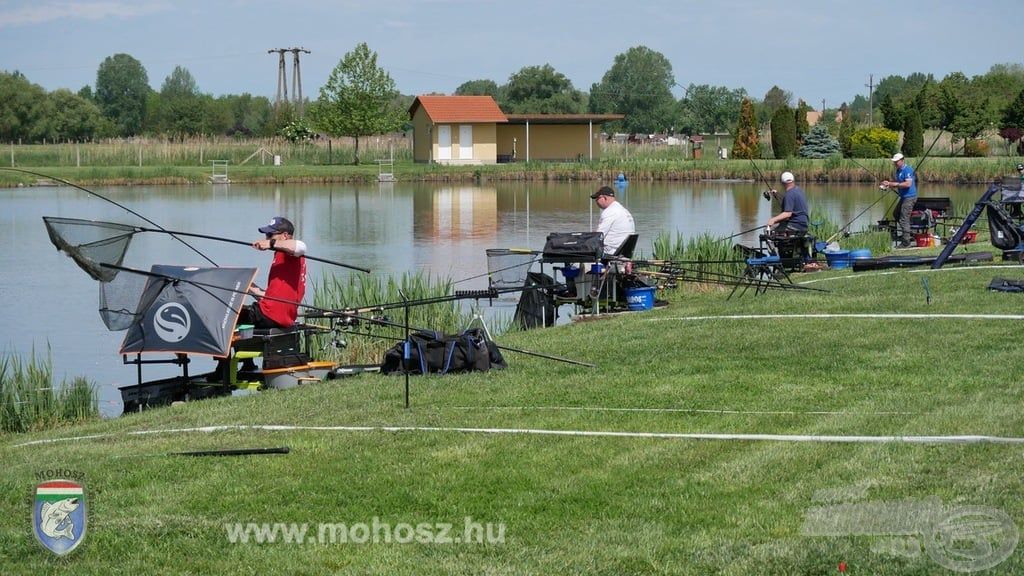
[120,265,257,357]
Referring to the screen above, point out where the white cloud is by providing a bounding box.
[0,1,171,28]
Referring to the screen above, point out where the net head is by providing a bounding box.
[43,217,136,282]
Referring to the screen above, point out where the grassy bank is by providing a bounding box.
[1,150,1022,188]
[4,256,1024,574]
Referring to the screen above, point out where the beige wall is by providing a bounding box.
[411,113,498,164]
[411,107,434,163]
[496,124,602,161]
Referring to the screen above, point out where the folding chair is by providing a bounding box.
[727,254,791,300]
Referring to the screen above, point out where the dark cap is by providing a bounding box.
[1017,163,1024,172]
[590,186,616,199]
[258,216,295,234]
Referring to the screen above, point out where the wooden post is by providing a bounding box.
[138,146,142,167]
[10,142,13,167]
[76,144,80,168]
[199,143,204,166]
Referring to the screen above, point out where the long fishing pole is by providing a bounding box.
[2,167,218,266]
[128,225,370,274]
[100,263,592,368]
[717,225,767,242]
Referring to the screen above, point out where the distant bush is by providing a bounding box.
[850,127,899,158]
[799,124,841,158]
[964,139,989,157]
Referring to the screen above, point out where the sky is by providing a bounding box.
[0,0,1020,111]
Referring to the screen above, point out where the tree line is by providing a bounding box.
[3,44,1023,161]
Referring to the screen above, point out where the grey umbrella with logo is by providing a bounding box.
[120,265,257,358]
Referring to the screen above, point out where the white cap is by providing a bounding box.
[780,171,794,184]
[891,153,904,162]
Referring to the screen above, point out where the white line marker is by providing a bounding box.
[648,313,1024,322]
[13,424,1024,447]
[447,405,916,416]
[798,264,1024,285]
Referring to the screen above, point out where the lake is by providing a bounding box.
[0,180,987,415]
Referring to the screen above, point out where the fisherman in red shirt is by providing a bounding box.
[240,216,307,328]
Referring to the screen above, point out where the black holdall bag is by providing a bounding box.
[542,232,604,261]
[380,328,507,375]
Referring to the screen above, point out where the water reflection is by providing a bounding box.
[0,180,988,415]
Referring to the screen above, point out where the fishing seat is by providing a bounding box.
[234,326,309,370]
[727,254,790,300]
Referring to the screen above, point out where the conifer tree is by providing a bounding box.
[901,108,924,157]
[838,103,855,157]
[731,98,759,159]
[770,106,797,158]
[798,123,841,158]
[795,99,811,143]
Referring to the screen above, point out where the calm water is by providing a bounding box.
[0,180,986,415]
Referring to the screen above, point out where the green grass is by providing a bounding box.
[0,139,1021,187]
[3,260,1024,574]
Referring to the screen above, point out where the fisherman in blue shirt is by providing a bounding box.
[882,152,918,248]
[766,171,809,234]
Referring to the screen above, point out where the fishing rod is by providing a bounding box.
[746,155,776,200]
[717,225,767,242]
[125,224,370,274]
[335,327,596,369]
[826,130,948,244]
[2,167,218,266]
[99,263,592,368]
[303,282,563,318]
[639,265,828,293]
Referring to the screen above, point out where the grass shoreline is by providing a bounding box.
[4,257,1024,574]
[1,155,1022,188]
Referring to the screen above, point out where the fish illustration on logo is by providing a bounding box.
[33,480,87,556]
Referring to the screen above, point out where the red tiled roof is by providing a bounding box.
[409,95,507,123]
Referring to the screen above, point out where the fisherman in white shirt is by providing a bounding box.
[590,186,635,256]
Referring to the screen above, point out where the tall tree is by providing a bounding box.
[879,93,904,132]
[795,99,811,143]
[455,79,500,99]
[310,42,405,165]
[732,98,759,159]
[901,107,924,157]
[588,46,675,134]
[49,89,108,141]
[838,103,855,157]
[770,105,797,158]
[95,53,150,136]
[502,64,585,114]
[158,66,203,137]
[682,84,746,134]
[1000,88,1024,153]
[0,71,51,141]
[759,85,792,125]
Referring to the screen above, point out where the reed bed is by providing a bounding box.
[650,231,746,287]
[312,271,504,365]
[3,136,413,168]
[0,350,99,433]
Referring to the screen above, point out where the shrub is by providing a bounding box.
[964,139,989,157]
[799,124,841,158]
[849,127,899,158]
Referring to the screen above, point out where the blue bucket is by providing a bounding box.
[825,250,851,269]
[562,266,580,280]
[849,248,872,259]
[625,287,655,311]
